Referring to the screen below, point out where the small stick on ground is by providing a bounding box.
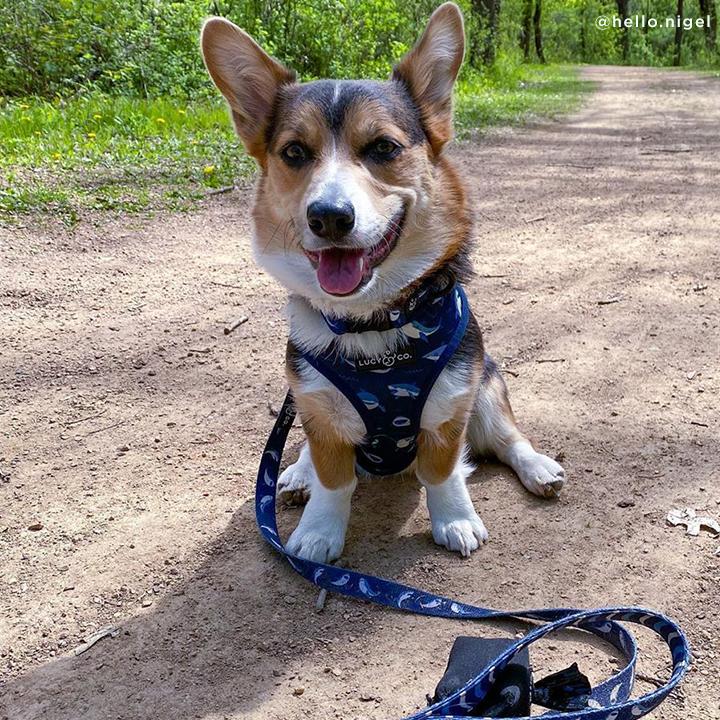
[635,672,665,688]
[525,215,546,223]
[211,281,245,291]
[65,409,107,427]
[547,163,596,170]
[478,273,509,279]
[206,185,236,196]
[84,420,126,437]
[536,358,566,364]
[315,559,346,612]
[315,589,328,612]
[639,148,691,155]
[598,295,624,305]
[501,368,520,378]
[224,316,249,335]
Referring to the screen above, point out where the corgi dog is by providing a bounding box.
[201,3,565,563]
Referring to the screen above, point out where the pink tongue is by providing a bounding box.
[317,248,366,295]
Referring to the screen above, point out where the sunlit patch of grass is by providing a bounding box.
[455,63,592,136]
[0,94,252,223]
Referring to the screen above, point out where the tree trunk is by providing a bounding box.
[674,0,685,65]
[616,0,630,61]
[486,0,500,65]
[521,0,533,60]
[698,0,717,51]
[579,1,587,62]
[472,0,501,66]
[534,0,546,63]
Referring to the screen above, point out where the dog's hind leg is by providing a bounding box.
[278,441,315,505]
[467,355,566,498]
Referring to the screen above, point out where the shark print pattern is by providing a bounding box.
[254,392,692,719]
[301,276,470,476]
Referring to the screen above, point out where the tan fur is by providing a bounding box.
[417,418,467,485]
[291,391,358,490]
[285,355,360,490]
[417,364,480,484]
[392,3,465,154]
[200,18,295,162]
[431,155,473,269]
[485,372,525,453]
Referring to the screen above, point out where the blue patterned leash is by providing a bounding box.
[256,392,691,719]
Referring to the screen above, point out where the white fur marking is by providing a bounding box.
[504,440,566,498]
[278,442,316,504]
[418,455,488,556]
[286,476,357,562]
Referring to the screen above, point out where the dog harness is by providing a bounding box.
[300,270,469,476]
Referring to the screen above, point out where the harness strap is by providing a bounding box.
[256,392,691,719]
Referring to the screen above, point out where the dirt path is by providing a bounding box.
[1,66,719,720]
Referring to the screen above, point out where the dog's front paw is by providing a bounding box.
[431,513,488,557]
[278,445,316,506]
[518,453,566,499]
[278,462,314,506]
[287,523,345,563]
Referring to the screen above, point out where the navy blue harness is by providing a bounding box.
[301,271,468,476]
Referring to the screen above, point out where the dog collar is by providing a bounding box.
[321,269,457,335]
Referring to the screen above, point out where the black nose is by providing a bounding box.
[306,199,355,240]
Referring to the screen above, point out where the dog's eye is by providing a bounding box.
[281,142,310,167]
[365,138,402,162]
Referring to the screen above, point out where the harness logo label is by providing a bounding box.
[357,346,417,373]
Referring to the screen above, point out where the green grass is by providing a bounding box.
[0,94,251,224]
[0,64,590,224]
[455,63,592,135]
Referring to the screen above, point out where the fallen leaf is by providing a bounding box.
[72,626,119,656]
[667,508,720,537]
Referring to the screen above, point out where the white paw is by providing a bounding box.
[287,522,345,563]
[518,452,566,498]
[285,478,355,563]
[278,446,315,505]
[432,513,488,557]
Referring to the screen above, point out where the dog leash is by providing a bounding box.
[255,392,691,719]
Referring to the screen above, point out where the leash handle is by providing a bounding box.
[256,392,691,719]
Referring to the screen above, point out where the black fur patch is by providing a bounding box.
[286,339,304,379]
[269,79,425,147]
[447,309,484,375]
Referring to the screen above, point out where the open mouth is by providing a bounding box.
[304,210,406,296]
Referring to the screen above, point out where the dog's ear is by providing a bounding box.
[392,3,465,153]
[201,17,295,160]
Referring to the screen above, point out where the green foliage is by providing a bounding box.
[1,0,717,100]
[0,0,463,98]
[455,62,590,132]
[0,94,250,222]
[0,0,213,97]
